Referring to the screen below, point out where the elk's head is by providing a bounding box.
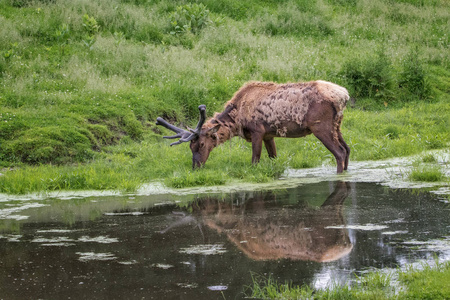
[156,105,219,169]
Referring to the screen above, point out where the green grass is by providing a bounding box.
[0,158,141,195]
[406,153,448,182]
[399,260,450,299]
[248,260,450,299]
[0,0,449,194]
[409,165,445,182]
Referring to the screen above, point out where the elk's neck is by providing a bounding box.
[217,124,236,145]
[206,119,237,146]
[209,104,239,145]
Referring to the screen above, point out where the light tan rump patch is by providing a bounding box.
[316,80,350,111]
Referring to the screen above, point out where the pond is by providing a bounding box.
[1,178,449,299]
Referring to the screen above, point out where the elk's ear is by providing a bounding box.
[207,123,220,134]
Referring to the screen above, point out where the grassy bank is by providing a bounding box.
[248,260,450,299]
[0,0,449,194]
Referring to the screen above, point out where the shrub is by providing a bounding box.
[399,47,431,101]
[383,124,401,139]
[341,47,394,101]
[54,23,71,55]
[169,3,212,35]
[82,14,100,50]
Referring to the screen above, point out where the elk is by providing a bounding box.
[156,80,350,173]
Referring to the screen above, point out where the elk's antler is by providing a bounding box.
[156,105,206,146]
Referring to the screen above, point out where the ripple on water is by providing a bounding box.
[76,252,117,262]
[179,244,227,255]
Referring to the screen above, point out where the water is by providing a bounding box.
[1,181,450,299]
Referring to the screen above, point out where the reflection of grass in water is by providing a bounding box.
[249,260,450,299]
[0,220,21,234]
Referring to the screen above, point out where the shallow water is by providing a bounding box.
[1,180,449,299]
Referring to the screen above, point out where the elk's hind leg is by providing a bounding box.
[310,124,347,173]
[337,130,350,170]
[264,138,277,159]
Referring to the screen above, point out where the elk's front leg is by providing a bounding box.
[251,132,264,164]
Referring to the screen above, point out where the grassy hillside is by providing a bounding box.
[0,0,449,193]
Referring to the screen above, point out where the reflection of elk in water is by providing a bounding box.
[191,181,352,262]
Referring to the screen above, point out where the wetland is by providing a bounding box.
[1,172,449,299]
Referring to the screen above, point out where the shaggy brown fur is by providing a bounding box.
[192,80,350,172]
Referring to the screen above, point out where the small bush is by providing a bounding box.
[54,23,70,55]
[82,14,100,50]
[383,124,401,139]
[341,47,394,101]
[169,3,212,35]
[399,47,431,101]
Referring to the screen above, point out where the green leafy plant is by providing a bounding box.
[82,14,100,50]
[3,42,18,60]
[169,3,212,35]
[113,31,125,46]
[55,23,70,55]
